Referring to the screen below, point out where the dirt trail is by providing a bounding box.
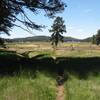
[56,74,64,100]
[56,84,64,100]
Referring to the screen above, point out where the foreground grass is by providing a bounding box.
[64,74,100,100]
[0,72,56,100]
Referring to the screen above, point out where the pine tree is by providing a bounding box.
[49,17,66,47]
[0,0,66,35]
[96,29,100,45]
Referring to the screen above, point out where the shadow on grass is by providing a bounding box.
[57,57,100,79]
[0,50,100,80]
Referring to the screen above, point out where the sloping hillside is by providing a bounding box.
[5,36,81,42]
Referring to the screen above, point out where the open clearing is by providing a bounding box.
[3,42,100,57]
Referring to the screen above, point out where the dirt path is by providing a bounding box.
[56,74,64,100]
[56,84,64,100]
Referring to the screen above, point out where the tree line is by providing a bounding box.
[92,29,100,45]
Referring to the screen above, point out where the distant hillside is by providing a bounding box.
[5,36,50,42]
[5,36,95,43]
[82,37,93,42]
[5,36,81,43]
[63,37,80,42]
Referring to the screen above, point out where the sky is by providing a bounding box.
[1,0,100,39]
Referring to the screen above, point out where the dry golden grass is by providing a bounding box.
[3,42,100,58]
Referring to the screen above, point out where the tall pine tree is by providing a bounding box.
[49,17,66,47]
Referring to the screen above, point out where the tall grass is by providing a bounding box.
[0,71,56,100]
[64,74,100,100]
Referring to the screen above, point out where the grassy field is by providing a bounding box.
[4,42,100,57]
[0,72,56,100]
[0,42,100,100]
[64,74,100,100]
